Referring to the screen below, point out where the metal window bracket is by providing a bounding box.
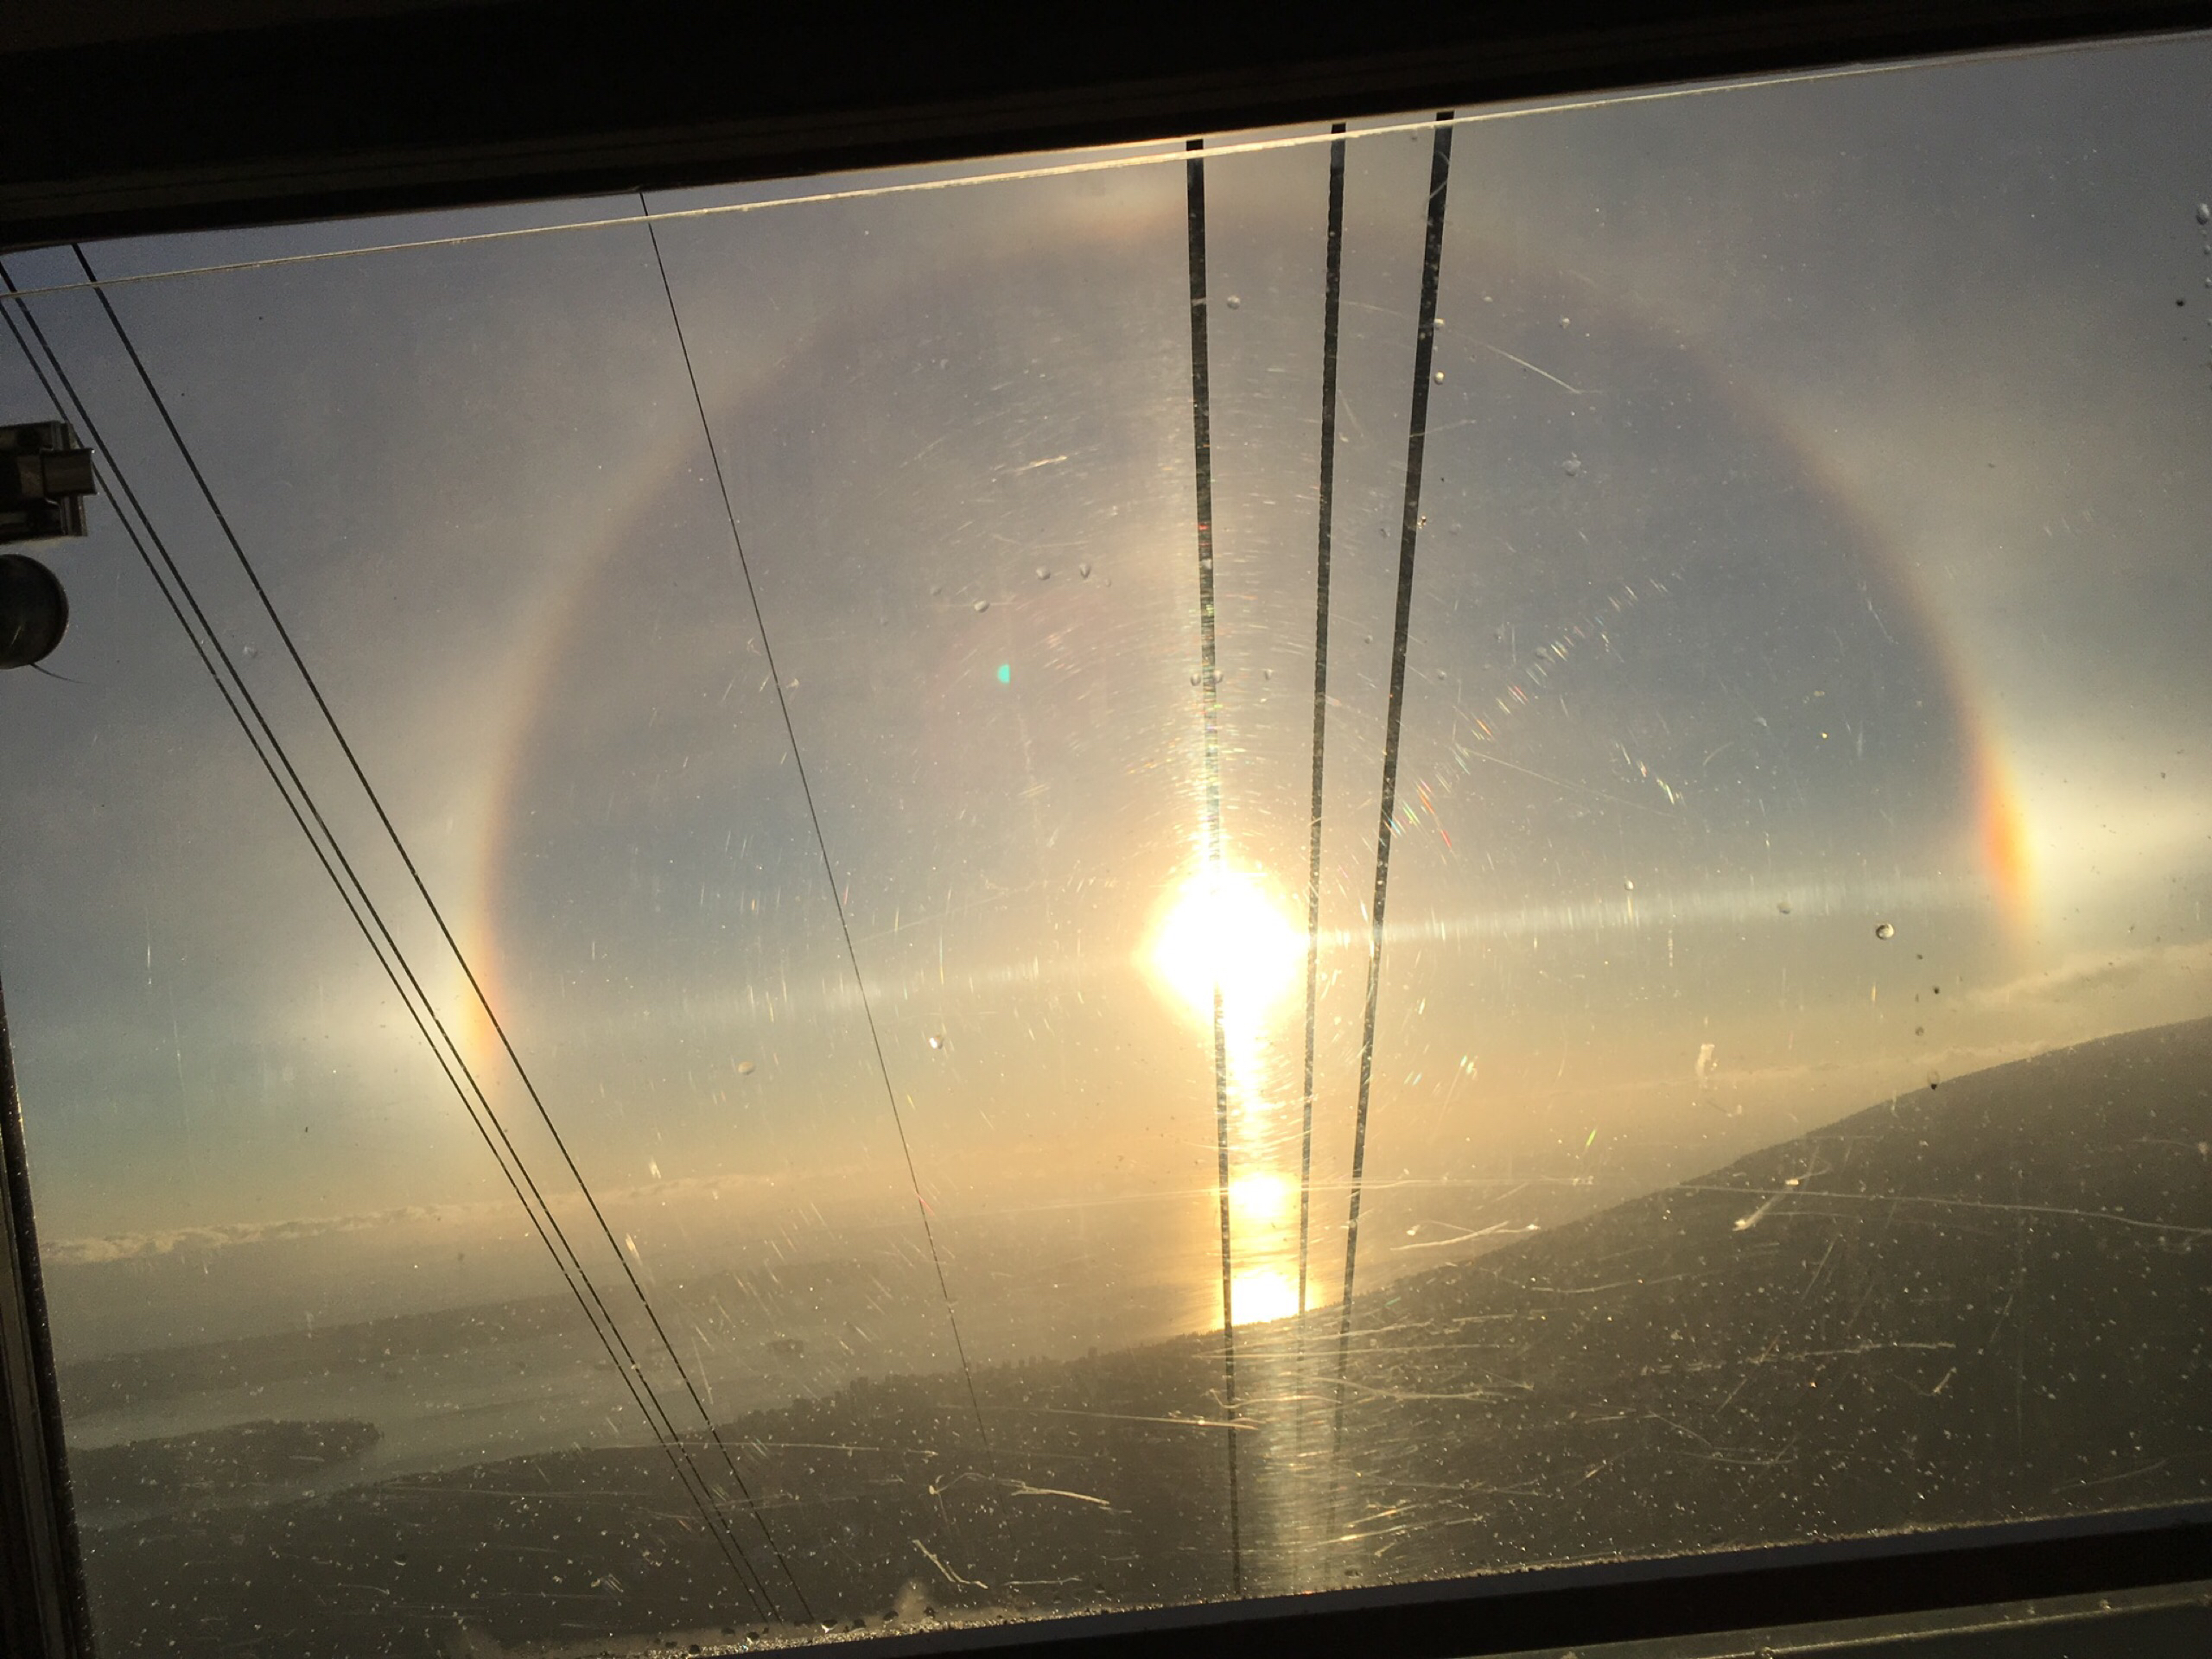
[0,971,92,1659]
[0,421,97,547]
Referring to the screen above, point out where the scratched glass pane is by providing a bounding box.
[1,29,2209,1658]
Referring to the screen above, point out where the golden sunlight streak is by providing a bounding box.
[1147,866,1311,1330]
[1230,1171,1294,1232]
[1231,1266,1300,1325]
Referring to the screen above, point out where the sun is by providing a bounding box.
[1146,868,1303,1027]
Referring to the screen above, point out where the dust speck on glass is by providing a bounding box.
[3,29,2211,1657]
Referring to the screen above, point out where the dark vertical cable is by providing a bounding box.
[2,307,783,1626]
[1298,125,1349,1319]
[1185,137,1243,1596]
[3,282,791,1623]
[635,206,990,1453]
[63,245,815,1620]
[0,982,92,1659]
[1335,116,1455,1439]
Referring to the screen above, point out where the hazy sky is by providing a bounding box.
[3,33,2209,1363]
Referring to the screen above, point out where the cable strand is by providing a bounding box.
[0,292,782,1623]
[7,268,791,1622]
[1298,124,1349,1320]
[1333,115,1456,1449]
[1185,138,1243,1598]
[65,245,815,1615]
[635,203,991,1465]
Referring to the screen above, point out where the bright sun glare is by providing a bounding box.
[1147,870,1303,1027]
[1231,1266,1300,1325]
[1147,868,1311,1329]
[1230,1170,1293,1230]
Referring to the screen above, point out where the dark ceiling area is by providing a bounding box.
[3,0,2210,251]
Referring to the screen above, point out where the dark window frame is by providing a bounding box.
[0,976,91,1659]
[3,2,2211,251]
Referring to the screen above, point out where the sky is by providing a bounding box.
[2,32,2210,1369]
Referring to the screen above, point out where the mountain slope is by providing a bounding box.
[79,1017,2212,1656]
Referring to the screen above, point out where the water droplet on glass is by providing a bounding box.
[1874,921,1896,940]
[1035,567,1050,580]
[1559,316,1571,327]
[1623,878,1635,891]
[1077,561,1093,578]
[1432,369,1445,383]
[927,1034,944,1051]
[736,1060,755,1075]
[1562,456,1583,477]
[1926,1070,1941,1090]
[1190,671,1201,686]
[1225,295,1242,308]
[1777,900,1791,915]
[242,645,259,659]
[929,583,942,596]
[2198,203,2211,225]
[973,599,989,613]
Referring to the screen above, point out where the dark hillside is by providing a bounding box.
[1321,1014,2212,1581]
[79,1018,2212,1656]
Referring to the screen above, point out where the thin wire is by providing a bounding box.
[1334,116,1455,1444]
[0,301,62,427]
[67,243,814,1628]
[14,264,806,1624]
[66,243,817,1618]
[0,292,785,1624]
[1184,137,1243,1598]
[1297,125,1348,1320]
[0,285,775,1609]
[635,199,991,1453]
[0,42,2059,308]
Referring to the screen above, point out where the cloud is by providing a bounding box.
[43,1202,483,1268]
[1965,939,2212,1014]
[42,1160,883,1270]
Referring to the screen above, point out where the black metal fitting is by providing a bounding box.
[0,421,96,547]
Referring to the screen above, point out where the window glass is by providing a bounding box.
[3,31,2210,1655]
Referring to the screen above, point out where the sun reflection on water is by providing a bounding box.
[1230,1266,1300,1325]
[1146,867,1308,1329]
